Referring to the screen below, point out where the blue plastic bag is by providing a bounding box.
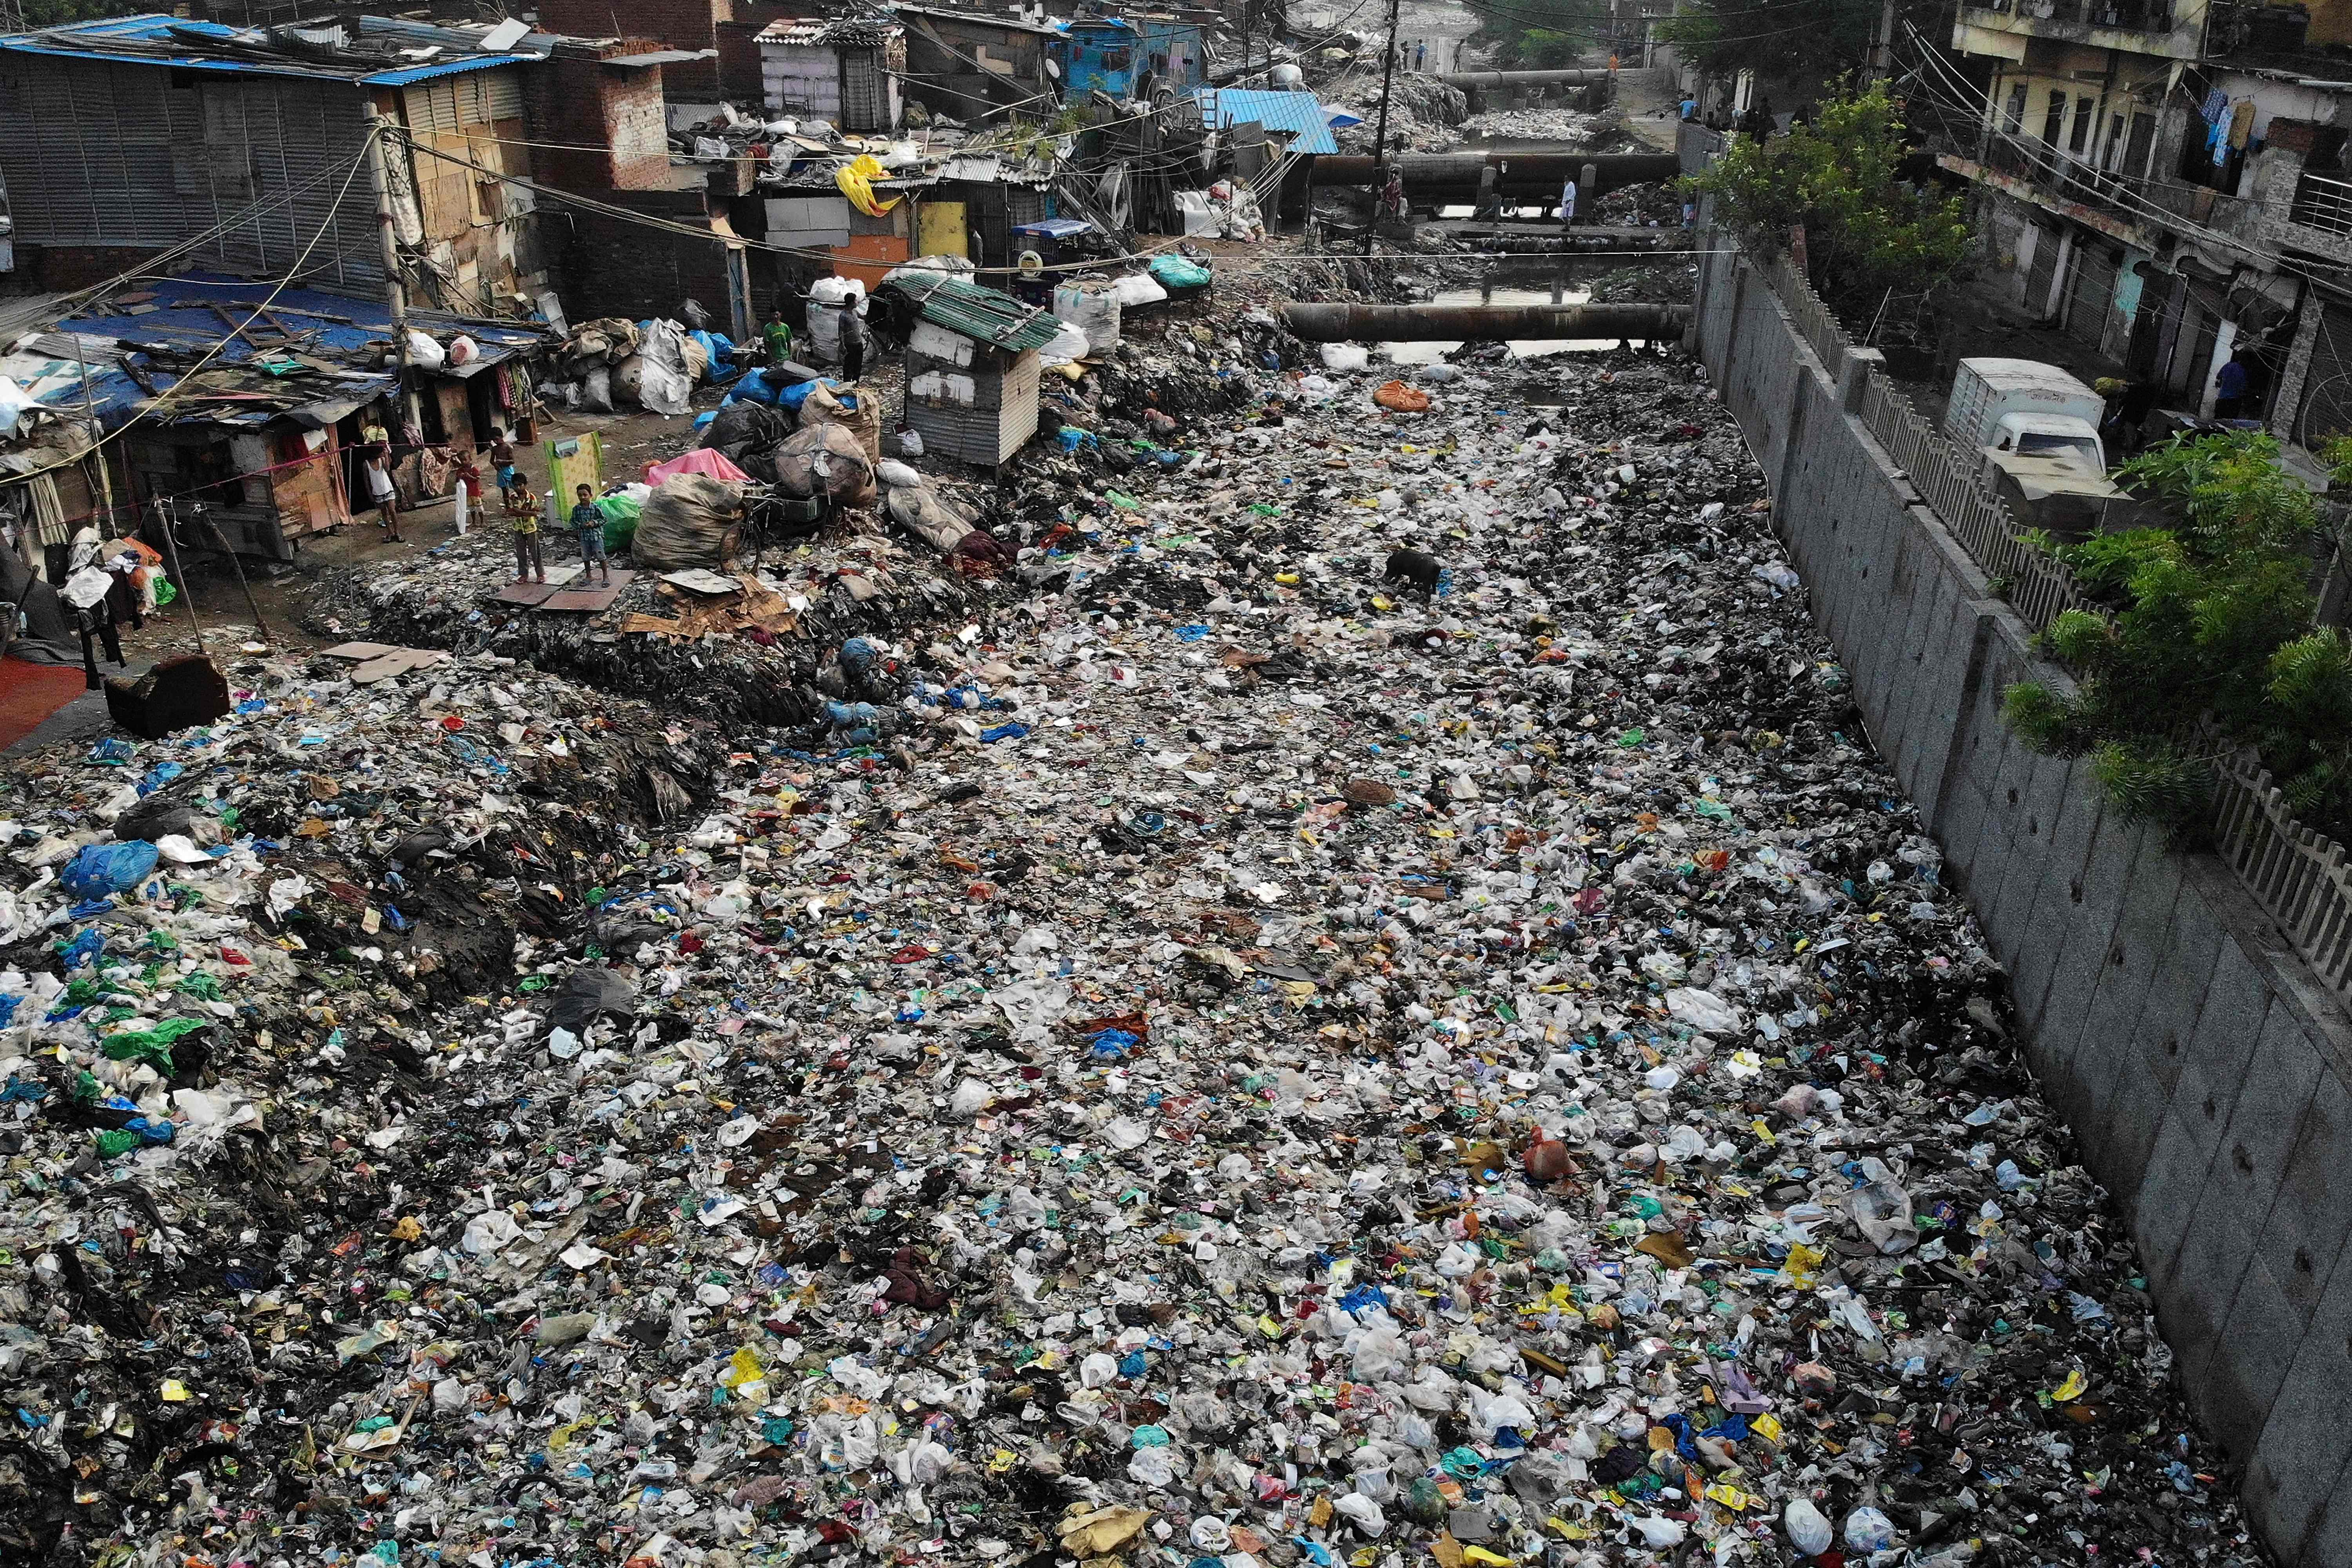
[60,841,160,900]
[777,377,844,413]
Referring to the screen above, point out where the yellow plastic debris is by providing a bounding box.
[835,154,901,217]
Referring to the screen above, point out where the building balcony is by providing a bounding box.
[2290,170,2352,240]
[1964,136,2259,247]
[1955,0,2206,58]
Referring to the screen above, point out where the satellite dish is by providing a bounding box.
[1018,250,1045,278]
[1045,56,1060,78]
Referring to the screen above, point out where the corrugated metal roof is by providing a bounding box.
[1196,89,1339,155]
[360,54,532,85]
[878,273,1062,353]
[0,293,73,349]
[0,272,546,434]
[0,12,548,85]
[603,47,718,66]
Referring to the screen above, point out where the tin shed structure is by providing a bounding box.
[757,16,904,132]
[1048,16,1141,101]
[877,273,1062,468]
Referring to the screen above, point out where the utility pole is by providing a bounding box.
[360,105,415,432]
[1364,0,1402,256]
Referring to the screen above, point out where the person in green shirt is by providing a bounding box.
[762,305,794,367]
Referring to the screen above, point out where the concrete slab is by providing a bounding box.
[2245,1249,2352,1563]
[2131,1103,2221,1286]
[2126,886,2226,1102]
[2250,1063,2352,1329]
[2201,1255,2313,1464]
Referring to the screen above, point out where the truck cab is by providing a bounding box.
[1985,411,2106,476]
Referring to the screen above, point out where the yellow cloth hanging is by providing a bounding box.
[836,154,901,218]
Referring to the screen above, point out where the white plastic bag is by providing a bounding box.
[1320,343,1370,373]
[403,329,448,370]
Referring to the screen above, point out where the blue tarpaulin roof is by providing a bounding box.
[0,13,547,85]
[0,274,545,432]
[1195,89,1339,156]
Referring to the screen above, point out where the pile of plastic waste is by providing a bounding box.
[0,294,2264,1568]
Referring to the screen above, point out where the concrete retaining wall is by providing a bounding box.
[1690,245,2352,1568]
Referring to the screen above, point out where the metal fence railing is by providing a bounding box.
[1764,253,1851,374]
[2211,746,2352,996]
[2291,171,2352,239]
[1853,363,2087,629]
[1744,245,2352,998]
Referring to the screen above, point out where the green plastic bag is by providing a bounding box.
[153,576,178,607]
[1148,255,1212,290]
[101,1016,207,1072]
[597,493,642,552]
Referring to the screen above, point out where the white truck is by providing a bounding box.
[1945,357,2119,537]
[1946,357,2109,471]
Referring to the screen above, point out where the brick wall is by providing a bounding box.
[555,189,735,322]
[524,46,675,196]
[9,244,166,292]
[716,19,764,102]
[2272,287,2324,445]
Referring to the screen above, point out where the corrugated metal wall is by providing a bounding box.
[0,58,383,288]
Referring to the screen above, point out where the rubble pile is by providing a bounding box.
[0,305,2264,1568]
[305,526,991,730]
[1452,107,1611,146]
[1326,76,1472,153]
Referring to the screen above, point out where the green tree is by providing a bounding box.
[16,0,147,25]
[1463,0,1610,70]
[1653,0,1879,90]
[2001,431,2352,839]
[1681,81,1969,320]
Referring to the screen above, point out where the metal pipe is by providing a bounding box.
[1436,68,1615,89]
[1315,151,1682,196]
[1280,301,1691,342]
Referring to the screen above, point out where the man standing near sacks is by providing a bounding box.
[841,305,871,384]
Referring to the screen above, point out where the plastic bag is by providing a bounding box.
[1784,1497,1833,1556]
[772,423,875,510]
[61,840,161,899]
[1039,322,1093,367]
[1108,271,1168,307]
[403,329,447,370]
[0,376,30,438]
[632,474,745,570]
[636,320,694,416]
[1846,1506,1897,1552]
[594,492,644,552]
[446,334,478,367]
[1320,343,1370,373]
[1373,379,1430,412]
[1148,254,1212,290]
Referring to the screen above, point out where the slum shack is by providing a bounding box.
[0,276,546,558]
[895,5,1059,121]
[920,151,1054,270]
[1048,16,1142,100]
[757,16,904,133]
[873,272,1062,468]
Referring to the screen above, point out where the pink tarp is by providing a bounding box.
[645,447,750,486]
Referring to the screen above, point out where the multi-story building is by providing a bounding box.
[1944,0,2352,448]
